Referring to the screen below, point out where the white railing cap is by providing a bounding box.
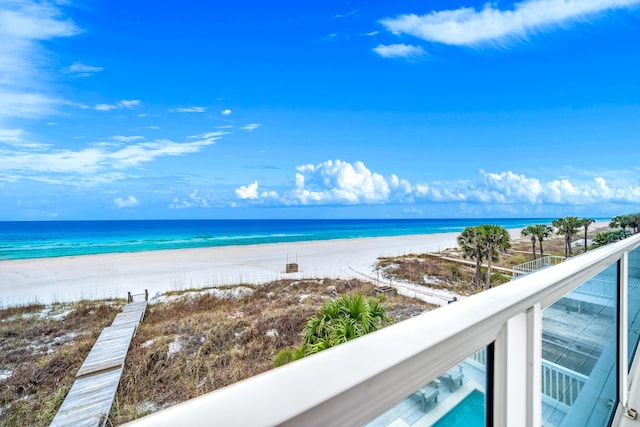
[123,234,640,427]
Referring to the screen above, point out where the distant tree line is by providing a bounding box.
[594,213,640,246]
[519,214,640,261]
[458,213,640,290]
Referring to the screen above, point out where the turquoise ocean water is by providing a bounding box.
[0,218,555,261]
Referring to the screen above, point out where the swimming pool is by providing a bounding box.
[432,390,485,426]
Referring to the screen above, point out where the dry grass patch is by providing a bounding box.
[110,278,432,424]
[376,254,483,294]
[0,279,432,426]
[0,300,122,427]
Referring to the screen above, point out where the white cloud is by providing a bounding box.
[231,160,640,208]
[170,190,210,209]
[322,33,339,42]
[95,100,141,111]
[119,100,140,108]
[291,160,415,205]
[176,106,206,113]
[380,0,640,46]
[241,123,261,131]
[187,130,228,143]
[0,135,223,185]
[235,160,411,206]
[0,127,48,149]
[0,1,80,122]
[221,109,232,116]
[0,128,26,145]
[0,91,60,119]
[335,10,359,19]
[423,170,640,205]
[95,103,116,111]
[113,195,139,208]
[235,180,259,200]
[373,44,427,58]
[112,135,144,143]
[67,62,103,77]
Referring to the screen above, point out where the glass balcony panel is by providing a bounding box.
[628,247,640,367]
[365,349,488,427]
[541,264,618,427]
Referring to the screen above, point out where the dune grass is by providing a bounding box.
[0,300,123,426]
[0,278,432,426]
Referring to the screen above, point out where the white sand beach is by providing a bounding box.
[0,223,608,307]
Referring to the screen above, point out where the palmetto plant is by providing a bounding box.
[303,293,391,354]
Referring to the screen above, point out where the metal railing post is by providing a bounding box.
[493,311,528,426]
[527,303,542,427]
[620,252,630,410]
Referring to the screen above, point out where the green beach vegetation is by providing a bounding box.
[274,293,391,367]
[552,216,581,258]
[5,213,640,426]
[521,224,553,260]
[376,214,638,294]
[0,279,429,426]
[590,213,640,247]
[457,224,511,290]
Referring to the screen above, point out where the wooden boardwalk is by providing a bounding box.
[50,300,147,427]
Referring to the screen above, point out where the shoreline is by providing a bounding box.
[0,222,609,307]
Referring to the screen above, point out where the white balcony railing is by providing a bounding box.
[541,360,588,408]
[124,233,640,427]
[512,255,566,277]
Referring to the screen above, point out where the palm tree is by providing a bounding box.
[610,215,631,235]
[303,293,390,354]
[457,226,485,288]
[579,218,595,252]
[532,224,553,258]
[522,224,553,259]
[631,213,640,234]
[521,226,538,260]
[479,225,511,290]
[458,225,511,289]
[629,213,640,234]
[552,216,580,258]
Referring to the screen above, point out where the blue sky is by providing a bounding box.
[1,0,640,220]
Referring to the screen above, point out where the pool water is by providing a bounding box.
[432,390,485,426]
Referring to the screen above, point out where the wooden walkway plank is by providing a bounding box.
[51,299,148,427]
[75,324,137,377]
[112,311,144,326]
[50,368,123,427]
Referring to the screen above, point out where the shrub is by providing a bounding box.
[491,272,511,286]
[274,349,293,367]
